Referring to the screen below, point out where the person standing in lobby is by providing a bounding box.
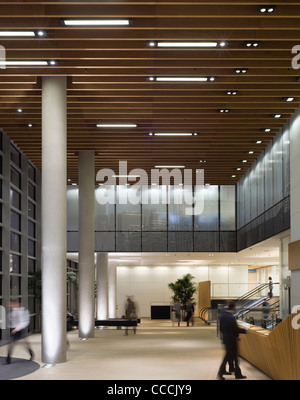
[268,276,273,299]
[185,299,195,327]
[217,300,247,380]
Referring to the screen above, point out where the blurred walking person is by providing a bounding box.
[172,299,182,326]
[124,297,137,335]
[6,300,34,364]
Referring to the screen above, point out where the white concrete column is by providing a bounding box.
[96,253,108,320]
[41,76,67,364]
[290,106,300,308]
[108,261,117,318]
[78,151,95,338]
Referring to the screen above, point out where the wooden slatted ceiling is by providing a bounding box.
[0,1,299,185]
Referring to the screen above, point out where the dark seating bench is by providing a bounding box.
[73,318,140,328]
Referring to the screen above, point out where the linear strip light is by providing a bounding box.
[148,41,227,48]
[0,30,46,37]
[154,165,185,168]
[0,60,57,66]
[113,175,140,178]
[149,76,215,82]
[149,133,197,136]
[62,19,131,26]
[96,124,137,128]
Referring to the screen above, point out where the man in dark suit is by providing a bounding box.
[218,300,248,380]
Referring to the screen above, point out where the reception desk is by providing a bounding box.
[238,312,300,380]
[150,304,171,319]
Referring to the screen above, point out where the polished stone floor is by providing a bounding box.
[0,318,271,381]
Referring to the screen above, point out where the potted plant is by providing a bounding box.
[168,273,197,313]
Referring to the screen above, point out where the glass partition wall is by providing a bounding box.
[237,127,290,251]
[67,184,237,253]
[0,130,41,344]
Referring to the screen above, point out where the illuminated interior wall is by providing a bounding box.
[116,264,249,318]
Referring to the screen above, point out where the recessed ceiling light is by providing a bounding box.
[219,109,230,113]
[283,97,294,102]
[62,19,132,26]
[255,140,262,144]
[258,5,276,13]
[28,123,33,127]
[263,128,271,132]
[248,150,254,154]
[96,124,137,128]
[226,91,238,95]
[241,160,248,163]
[235,68,248,74]
[236,167,242,171]
[231,175,236,178]
[47,60,58,66]
[272,114,282,118]
[36,30,47,37]
[245,41,260,48]
[199,160,207,163]
[17,108,23,113]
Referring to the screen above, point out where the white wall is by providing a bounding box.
[116,264,248,318]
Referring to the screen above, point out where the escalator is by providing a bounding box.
[199,282,280,330]
[234,283,280,329]
[234,283,270,319]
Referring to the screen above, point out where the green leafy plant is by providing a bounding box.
[28,270,42,301]
[168,273,197,309]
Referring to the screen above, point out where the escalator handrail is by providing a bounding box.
[234,297,280,319]
[235,283,269,303]
[234,296,269,317]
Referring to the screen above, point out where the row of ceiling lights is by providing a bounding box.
[0,3,278,40]
[1,4,283,183]
[17,104,290,182]
[0,3,276,66]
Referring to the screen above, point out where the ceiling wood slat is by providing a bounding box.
[0,0,299,184]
